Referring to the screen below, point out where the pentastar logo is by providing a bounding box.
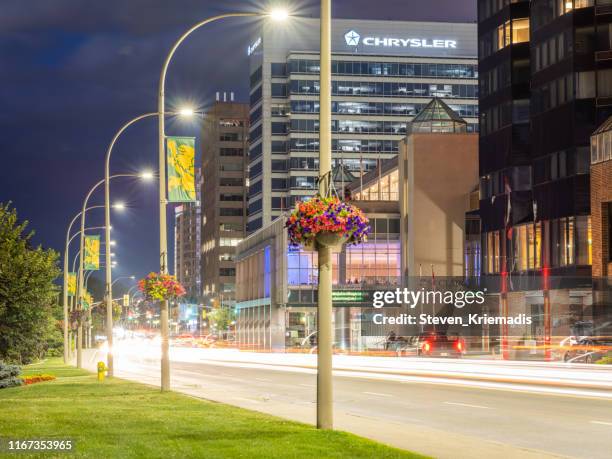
[345,30,361,46]
[345,30,457,49]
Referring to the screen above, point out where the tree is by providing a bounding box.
[0,203,60,364]
[206,307,235,338]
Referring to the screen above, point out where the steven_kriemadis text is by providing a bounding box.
[372,313,533,326]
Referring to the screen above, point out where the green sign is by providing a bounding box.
[332,290,366,303]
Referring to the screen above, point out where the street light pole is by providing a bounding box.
[77,173,145,368]
[157,11,260,392]
[63,206,105,363]
[105,113,157,378]
[317,0,334,430]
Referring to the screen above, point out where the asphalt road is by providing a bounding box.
[81,347,612,459]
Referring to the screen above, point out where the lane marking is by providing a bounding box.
[255,378,272,382]
[363,391,392,398]
[591,421,612,426]
[444,401,490,409]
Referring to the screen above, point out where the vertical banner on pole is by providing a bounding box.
[67,273,77,296]
[84,235,101,270]
[166,136,196,202]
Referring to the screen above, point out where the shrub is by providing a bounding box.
[596,356,612,365]
[0,361,23,389]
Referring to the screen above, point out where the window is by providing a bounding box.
[248,199,262,214]
[512,19,530,44]
[271,122,289,135]
[220,238,242,247]
[272,159,287,172]
[290,176,317,189]
[249,161,262,179]
[271,104,289,116]
[576,71,596,99]
[247,218,262,233]
[271,141,288,154]
[250,106,262,125]
[250,66,262,87]
[248,180,262,197]
[220,208,243,217]
[219,119,244,127]
[220,268,236,277]
[220,193,243,202]
[249,142,262,161]
[220,132,241,142]
[250,86,262,105]
[271,83,287,98]
[271,178,287,190]
[250,124,262,141]
[220,162,243,172]
[271,63,287,77]
[220,148,244,157]
[271,197,287,210]
[220,177,243,187]
[220,222,242,232]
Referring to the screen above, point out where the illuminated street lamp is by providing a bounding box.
[63,207,123,363]
[103,114,188,378]
[156,6,290,392]
[76,173,150,369]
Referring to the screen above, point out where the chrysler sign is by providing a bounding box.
[345,30,457,49]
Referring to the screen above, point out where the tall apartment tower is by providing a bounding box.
[201,99,250,307]
[477,0,612,278]
[174,167,202,298]
[247,18,479,233]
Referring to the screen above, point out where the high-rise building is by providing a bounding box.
[247,18,479,233]
[200,100,250,307]
[477,0,612,277]
[174,167,202,298]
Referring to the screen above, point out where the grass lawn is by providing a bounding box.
[0,359,426,459]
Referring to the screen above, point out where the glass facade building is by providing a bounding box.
[247,18,478,233]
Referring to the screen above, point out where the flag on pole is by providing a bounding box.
[84,235,100,270]
[166,136,196,202]
[67,272,77,296]
[82,291,93,310]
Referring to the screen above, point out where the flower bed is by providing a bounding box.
[22,374,56,385]
[286,196,370,248]
[138,273,186,301]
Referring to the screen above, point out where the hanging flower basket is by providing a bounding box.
[69,310,85,330]
[138,272,186,302]
[286,196,370,250]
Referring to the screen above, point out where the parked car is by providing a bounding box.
[397,332,464,358]
[563,337,612,364]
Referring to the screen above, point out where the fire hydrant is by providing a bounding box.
[97,361,107,382]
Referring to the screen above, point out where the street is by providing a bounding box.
[81,343,612,459]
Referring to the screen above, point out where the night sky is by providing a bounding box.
[0,0,475,288]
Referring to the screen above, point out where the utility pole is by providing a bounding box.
[317,0,333,430]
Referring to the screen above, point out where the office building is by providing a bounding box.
[174,168,202,298]
[475,1,612,359]
[247,18,479,233]
[478,0,612,278]
[234,102,480,351]
[200,100,250,307]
